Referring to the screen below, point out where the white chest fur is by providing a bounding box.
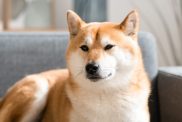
[68,88,149,122]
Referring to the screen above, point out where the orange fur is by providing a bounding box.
[0,10,150,122]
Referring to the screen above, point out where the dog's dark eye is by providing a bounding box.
[80,45,89,52]
[104,44,115,50]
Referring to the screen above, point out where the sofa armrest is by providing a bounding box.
[158,67,182,122]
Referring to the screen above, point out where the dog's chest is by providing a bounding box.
[69,91,148,122]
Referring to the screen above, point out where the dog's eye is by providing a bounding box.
[104,44,115,50]
[80,45,89,52]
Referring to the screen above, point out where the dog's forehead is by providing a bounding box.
[83,35,112,47]
[82,22,121,46]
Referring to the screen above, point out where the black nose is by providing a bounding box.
[85,63,99,75]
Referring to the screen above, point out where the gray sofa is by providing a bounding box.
[0,32,182,122]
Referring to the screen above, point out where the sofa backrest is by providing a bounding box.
[0,32,157,96]
[0,32,68,96]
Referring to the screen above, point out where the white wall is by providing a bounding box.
[0,0,73,30]
[55,0,73,30]
[56,0,182,66]
[1,0,181,66]
[107,0,182,66]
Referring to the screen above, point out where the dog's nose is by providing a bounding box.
[85,63,99,75]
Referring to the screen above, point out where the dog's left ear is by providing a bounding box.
[120,10,139,39]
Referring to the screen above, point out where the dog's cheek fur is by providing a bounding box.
[68,51,85,76]
[112,47,136,69]
[67,51,96,90]
[98,54,117,79]
[100,41,140,88]
[113,36,139,71]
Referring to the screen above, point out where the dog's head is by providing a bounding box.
[66,10,141,90]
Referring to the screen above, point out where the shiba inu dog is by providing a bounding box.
[0,10,150,122]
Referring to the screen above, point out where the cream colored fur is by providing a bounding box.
[0,10,150,122]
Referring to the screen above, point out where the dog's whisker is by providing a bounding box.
[75,70,83,78]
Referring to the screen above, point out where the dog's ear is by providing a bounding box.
[67,10,85,36]
[120,10,139,39]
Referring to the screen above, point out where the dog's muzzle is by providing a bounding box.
[85,62,113,81]
[85,62,101,81]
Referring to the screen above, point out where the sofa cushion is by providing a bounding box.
[158,67,182,122]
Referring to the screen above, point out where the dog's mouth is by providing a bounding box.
[87,73,112,82]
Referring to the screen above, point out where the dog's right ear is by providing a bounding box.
[67,10,85,36]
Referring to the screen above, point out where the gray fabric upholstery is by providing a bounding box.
[158,68,182,122]
[0,31,158,121]
[0,32,157,94]
[138,32,159,122]
[0,32,69,96]
[138,32,158,81]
